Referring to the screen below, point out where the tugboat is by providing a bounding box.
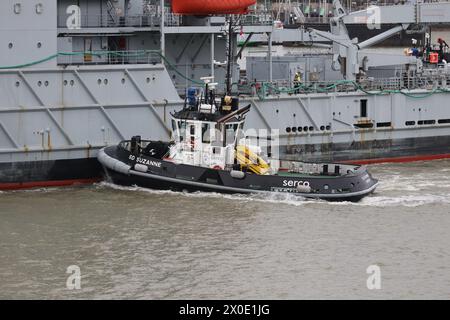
[97,15,378,202]
[97,79,378,202]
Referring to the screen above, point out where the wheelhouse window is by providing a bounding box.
[177,120,186,142]
[225,123,239,145]
[202,123,211,143]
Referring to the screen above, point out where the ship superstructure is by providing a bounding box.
[241,0,450,163]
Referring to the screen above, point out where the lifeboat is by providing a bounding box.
[172,0,256,15]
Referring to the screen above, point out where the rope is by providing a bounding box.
[0,50,204,85]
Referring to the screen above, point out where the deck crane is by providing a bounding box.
[308,0,450,80]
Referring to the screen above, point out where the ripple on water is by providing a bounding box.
[95,180,450,208]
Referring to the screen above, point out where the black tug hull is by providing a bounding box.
[99,145,378,202]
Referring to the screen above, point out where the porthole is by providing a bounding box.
[63,80,68,86]
[13,3,21,14]
[15,81,20,87]
[104,79,108,85]
[309,126,314,131]
[292,127,297,133]
[146,77,150,83]
[326,125,331,130]
[303,126,308,132]
[121,78,126,84]
[320,125,325,131]
[98,79,102,85]
[70,80,75,86]
[276,109,279,114]
[37,42,42,48]
[297,127,302,132]
[8,43,13,49]
[44,81,49,87]
[38,81,42,87]
[36,3,43,14]
[293,113,296,118]
[286,127,291,133]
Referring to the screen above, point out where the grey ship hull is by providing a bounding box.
[2,0,450,190]
[0,158,102,190]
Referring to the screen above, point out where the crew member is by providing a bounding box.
[223,95,232,112]
[438,38,449,62]
[293,71,302,94]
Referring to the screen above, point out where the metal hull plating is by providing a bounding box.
[2,1,450,190]
[3,70,450,190]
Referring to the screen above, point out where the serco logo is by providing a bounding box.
[282,180,310,187]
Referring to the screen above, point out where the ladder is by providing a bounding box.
[106,0,117,26]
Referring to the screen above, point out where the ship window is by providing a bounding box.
[44,81,49,87]
[13,3,21,14]
[309,126,314,131]
[15,81,20,87]
[171,119,176,131]
[286,127,291,133]
[303,126,308,132]
[36,3,43,14]
[405,121,415,126]
[376,122,391,128]
[63,80,68,86]
[8,43,13,49]
[326,125,331,130]
[320,126,325,131]
[418,120,435,125]
[37,42,42,48]
[202,123,211,143]
[360,99,368,117]
[225,124,237,145]
[438,119,450,124]
[178,121,186,142]
[297,127,302,132]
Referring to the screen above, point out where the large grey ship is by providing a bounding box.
[1,0,450,190]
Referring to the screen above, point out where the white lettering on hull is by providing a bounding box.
[129,155,161,168]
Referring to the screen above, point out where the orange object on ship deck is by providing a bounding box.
[172,0,256,15]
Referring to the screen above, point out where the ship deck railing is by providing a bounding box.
[57,13,182,29]
[57,50,162,66]
[239,75,450,96]
[58,9,275,29]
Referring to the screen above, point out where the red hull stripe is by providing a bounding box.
[0,178,101,191]
[339,153,450,165]
[1,153,450,190]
